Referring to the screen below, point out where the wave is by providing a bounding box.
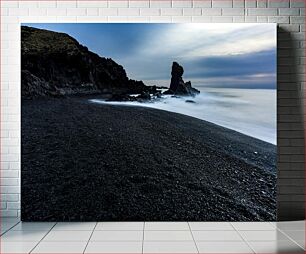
[90,88,276,145]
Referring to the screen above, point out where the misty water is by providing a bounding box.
[90,88,276,145]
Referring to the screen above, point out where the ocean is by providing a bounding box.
[90,87,276,145]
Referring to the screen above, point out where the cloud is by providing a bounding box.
[138,23,276,58]
[120,23,276,89]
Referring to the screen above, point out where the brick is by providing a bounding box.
[245,0,256,7]
[193,0,211,7]
[212,0,233,8]
[140,8,160,16]
[118,8,140,16]
[268,0,289,7]
[47,8,67,16]
[67,8,87,16]
[1,8,9,16]
[8,8,29,16]
[290,0,305,7]
[127,16,150,22]
[192,16,212,22]
[129,1,149,8]
[0,178,19,186]
[86,8,99,16]
[257,0,267,8]
[172,16,193,22]
[212,16,233,22]
[172,0,192,7]
[150,0,172,8]
[183,8,202,16]
[268,16,290,23]
[161,8,183,16]
[38,1,56,8]
[278,8,300,15]
[257,16,268,22]
[233,0,244,7]
[29,8,47,16]
[0,194,19,202]
[77,1,107,8]
[149,16,172,22]
[245,16,257,22]
[290,16,305,24]
[233,16,245,22]
[99,8,118,16]
[202,8,221,15]
[56,1,77,8]
[106,16,127,22]
[1,1,18,8]
[108,0,129,8]
[7,202,20,210]
[0,210,18,217]
[18,1,38,8]
[222,8,245,15]
[0,171,19,178]
[1,202,7,210]
[247,8,278,15]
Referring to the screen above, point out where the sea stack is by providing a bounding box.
[164,62,200,96]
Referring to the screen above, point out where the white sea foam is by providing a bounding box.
[90,88,276,145]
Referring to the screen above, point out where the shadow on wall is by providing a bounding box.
[277,27,305,221]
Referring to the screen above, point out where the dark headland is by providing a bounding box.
[21,26,276,221]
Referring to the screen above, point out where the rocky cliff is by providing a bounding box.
[21,26,147,99]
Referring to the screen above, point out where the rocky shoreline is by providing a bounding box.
[22,26,199,102]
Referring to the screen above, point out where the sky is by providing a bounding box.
[23,23,277,89]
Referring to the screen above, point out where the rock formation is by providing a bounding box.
[164,62,200,96]
[21,26,148,99]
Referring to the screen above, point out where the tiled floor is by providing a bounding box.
[0,218,304,253]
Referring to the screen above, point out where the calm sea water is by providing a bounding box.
[90,88,276,145]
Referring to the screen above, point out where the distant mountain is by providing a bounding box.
[21,26,146,98]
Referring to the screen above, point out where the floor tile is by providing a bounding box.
[1,224,18,235]
[90,230,143,241]
[282,230,305,249]
[1,241,37,253]
[1,230,48,242]
[96,222,144,231]
[42,230,92,242]
[85,241,142,253]
[231,222,276,231]
[189,222,234,231]
[193,230,242,241]
[11,222,55,231]
[249,240,304,253]
[197,241,253,253]
[276,221,304,231]
[145,222,189,231]
[144,230,193,241]
[1,218,20,224]
[143,241,198,253]
[52,222,96,231]
[1,221,21,234]
[239,230,291,241]
[32,241,87,253]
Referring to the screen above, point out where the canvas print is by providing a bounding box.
[21,23,277,221]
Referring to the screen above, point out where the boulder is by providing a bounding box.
[164,62,200,96]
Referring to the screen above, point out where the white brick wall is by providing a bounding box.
[0,0,305,219]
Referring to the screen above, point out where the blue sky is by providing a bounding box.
[23,23,277,89]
